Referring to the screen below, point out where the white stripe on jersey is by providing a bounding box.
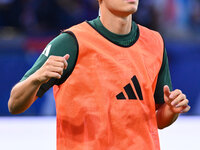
[42,44,52,57]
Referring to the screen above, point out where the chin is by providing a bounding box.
[127,5,138,14]
[109,3,138,17]
[120,7,138,16]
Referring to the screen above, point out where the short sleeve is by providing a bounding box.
[20,32,78,98]
[154,48,173,104]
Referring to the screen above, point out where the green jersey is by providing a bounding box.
[21,17,172,104]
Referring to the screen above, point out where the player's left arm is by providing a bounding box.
[155,48,190,129]
[156,85,190,129]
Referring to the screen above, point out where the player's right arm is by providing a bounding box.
[8,54,69,114]
[8,32,78,114]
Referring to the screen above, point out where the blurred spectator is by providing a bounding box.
[0,0,23,29]
[35,0,60,33]
[20,0,40,34]
[83,0,99,20]
[133,0,159,30]
[190,0,200,34]
[0,0,99,35]
[56,0,86,30]
[0,0,199,38]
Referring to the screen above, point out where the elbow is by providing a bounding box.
[157,121,172,130]
[8,100,17,115]
[8,99,23,115]
[8,109,19,115]
[157,125,165,130]
[8,106,23,115]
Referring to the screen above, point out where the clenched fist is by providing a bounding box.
[164,85,191,114]
[34,54,70,84]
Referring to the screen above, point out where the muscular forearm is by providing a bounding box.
[8,74,41,114]
[156,103,179,129]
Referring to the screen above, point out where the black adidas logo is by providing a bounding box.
[116,75,143,100]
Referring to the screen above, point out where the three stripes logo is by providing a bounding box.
[116,75,143,100]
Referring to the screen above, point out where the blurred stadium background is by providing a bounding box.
[0,0,200,149]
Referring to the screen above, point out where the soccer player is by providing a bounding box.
[8,0,190,149]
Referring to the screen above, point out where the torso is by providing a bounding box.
[54,22,164,150]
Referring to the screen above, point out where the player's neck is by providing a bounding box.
[100,8,132,35]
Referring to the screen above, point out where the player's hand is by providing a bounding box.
[163,85,191,114]
[34,54,70,84]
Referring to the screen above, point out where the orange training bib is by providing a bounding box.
[53,22,164,150]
